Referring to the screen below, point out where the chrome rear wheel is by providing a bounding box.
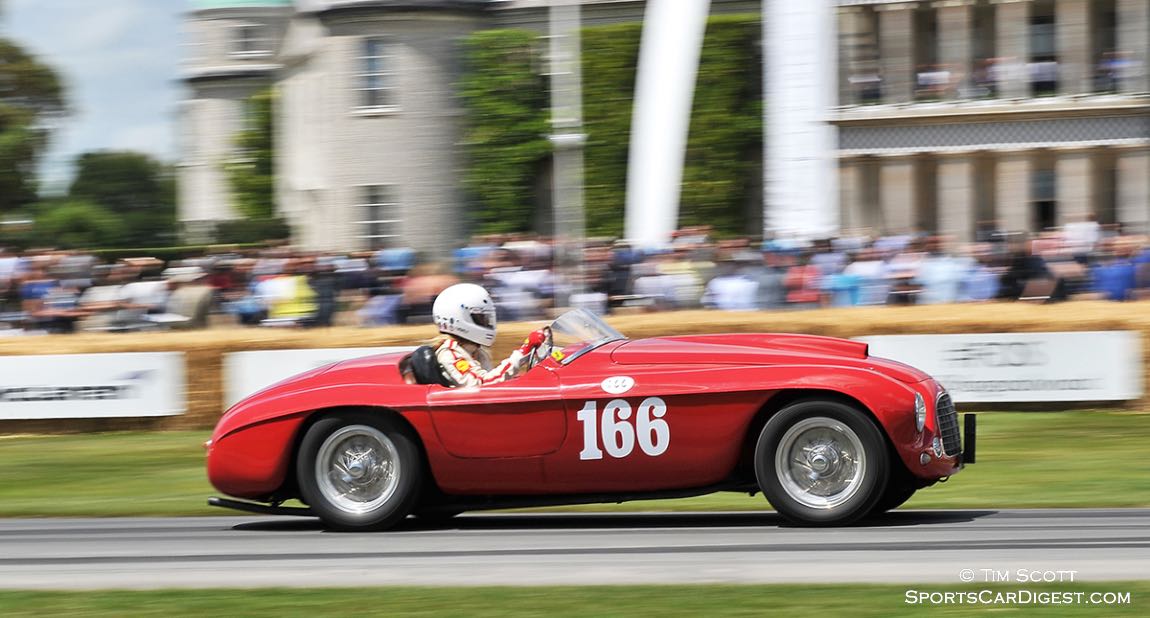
[315,425,401,516]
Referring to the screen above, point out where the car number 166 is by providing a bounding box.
[576,397,669,460]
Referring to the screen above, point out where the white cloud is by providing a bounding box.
[6,0,181,189]
[110,122,174,154]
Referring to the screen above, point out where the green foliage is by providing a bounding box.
[225,89,276,220]
[458,30,550,234]
[580,24,642,237]
[0,39,67,214]
[213,217,291,245]
[459,16,763,238]
[0,120,39,212]
[584,16,763,236]
[679,15,763,234]
[0,412,1141,518]
[68,151,178,247]
[0,209,34,250]
[32,200,124,249]
[4,585,1150,618]
[0,432,214,518]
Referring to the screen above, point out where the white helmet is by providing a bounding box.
[433,283,497,347]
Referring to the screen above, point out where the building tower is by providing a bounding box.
[179,0,292,241]
[275,0,488,253]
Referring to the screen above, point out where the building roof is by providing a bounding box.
[191,0,294,10]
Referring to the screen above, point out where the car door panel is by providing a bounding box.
[427,366,565,459]
[542,359,769,493]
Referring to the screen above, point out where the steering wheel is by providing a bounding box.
[525,326,553,371]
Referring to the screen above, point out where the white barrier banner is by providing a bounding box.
[0,353,186,420]
[858,332,1143,403]
[225,347,414,407]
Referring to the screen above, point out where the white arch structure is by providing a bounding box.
[623,0,838,247]
[624,0,712,248]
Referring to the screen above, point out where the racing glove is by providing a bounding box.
[517,329,548,355]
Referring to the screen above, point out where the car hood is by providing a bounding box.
[610,333,930,383]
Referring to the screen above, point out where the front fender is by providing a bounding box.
[722,364,944,477]
[207,381,434,500]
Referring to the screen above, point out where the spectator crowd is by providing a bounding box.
[849,51,1146,103]
[2,217,1150,336]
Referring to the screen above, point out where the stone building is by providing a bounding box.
[180,0,759,252]
[179,0,1150,251]
[836,0,1150,240]
[179,0,293,240]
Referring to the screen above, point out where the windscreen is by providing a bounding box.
[549,308,625,365]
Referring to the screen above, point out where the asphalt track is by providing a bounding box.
[0,509,1146,589]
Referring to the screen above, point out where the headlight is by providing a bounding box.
[914,393,926,432]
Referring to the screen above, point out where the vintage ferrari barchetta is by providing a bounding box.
[207,309,974,530]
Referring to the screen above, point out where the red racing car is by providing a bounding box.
[207,309,974,530]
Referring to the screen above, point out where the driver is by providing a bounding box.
[430,283,547,387]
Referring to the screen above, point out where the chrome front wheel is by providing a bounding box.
[775,417,867,510]
[755,400,888,526]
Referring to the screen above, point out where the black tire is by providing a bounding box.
[755,399,888,526]
[872,482,917,515]
[870,460,919,516]
[413,508,463,525]
[297,411,422,531]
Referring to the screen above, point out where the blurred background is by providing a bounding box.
[0,0,1147,334]
[0,3,1148,601]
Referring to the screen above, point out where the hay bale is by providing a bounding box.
[1,301,1147,432]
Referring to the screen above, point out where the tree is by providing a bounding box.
[459,17,762,238]
[0,39,67,214]
[33,200,124,249]
[581,16,762,236]
[68,151,177,247]
[225,89,276,220]
[458,30,551,234]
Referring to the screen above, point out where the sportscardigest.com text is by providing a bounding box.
[904,567,1137,607]
[905,589,1133,607]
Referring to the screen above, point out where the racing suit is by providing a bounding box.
[434,336,531,387]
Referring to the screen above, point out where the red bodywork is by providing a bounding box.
[207,333,964,504]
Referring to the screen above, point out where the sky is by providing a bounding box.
[4,0,183,194]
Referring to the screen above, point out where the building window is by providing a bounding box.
[357,37,396,109]
[1029,13,1058,95]
[358,185,401,249]
[231,23,273,56]
[1033,167,1057,232]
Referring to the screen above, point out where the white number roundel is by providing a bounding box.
[577,397,669,460]
[601,376,635,395]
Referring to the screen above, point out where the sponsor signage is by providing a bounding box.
[858,332,1143,403]
[224,347,414,407]
[0,353,186,420]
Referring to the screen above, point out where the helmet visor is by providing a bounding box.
[471,310,493,329]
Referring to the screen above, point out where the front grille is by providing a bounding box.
[935,391,961,457]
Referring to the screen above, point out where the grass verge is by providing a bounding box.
[0,584,1145,616]
[0,411,1147,517]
